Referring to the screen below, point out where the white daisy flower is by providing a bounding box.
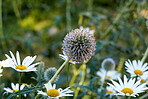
[125,59,148,77]
[5,51,40,72]
[97,68,121,82]
[138,73,148,84]
[0,61,3,77]
[38,81,73,99]
[59,51,76,64]
[80,26,95,36]
[4,83,25,96]
[108,75,148,97]
[106,86,116,95]
[0,59,12,67]
[105,86,116,99]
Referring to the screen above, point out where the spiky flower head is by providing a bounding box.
[62,28,96,63]
[101,58,116,71]
[44,67,59,82]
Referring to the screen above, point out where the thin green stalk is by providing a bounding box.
[101,0,134,39]
[0,0,2,37]
[0,0,6,53]
[141,47,148,63]
[66,0,71,32]
[74,63,86,99]
[125,96,128,99]
[50,58,69,83]
[12,0,21,20]
[19,72,21,99]
[66,64,70,99]
[69,65,83,87]
[88,0,93,11]
[100,72,107,90]
[66,63,70,87]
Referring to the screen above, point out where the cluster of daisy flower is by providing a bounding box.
[97,58,148,98]
[0,26,96,99]
[0,51,74,99]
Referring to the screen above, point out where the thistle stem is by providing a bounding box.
[74,63,86,99]
[69,65,83,87]
[50,58,69,83]
[66,63,70,87]
[19,72,21,99]
[141,47,148,63]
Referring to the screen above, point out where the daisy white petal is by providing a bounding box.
[4,88,13,93]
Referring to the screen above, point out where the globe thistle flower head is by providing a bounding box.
[62,28,96,63]
[44,67,59,82]
[101,58,116,71]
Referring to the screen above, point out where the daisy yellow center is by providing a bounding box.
[134,70,143,76]
[140,79,146,83]
[16,65,27,70]
[106,90,113,94]
[106,76,111,79]
[13,89,19,93]
[121,88,133,95]
[47,89,59,97]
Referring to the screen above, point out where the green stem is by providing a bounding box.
[0,0,6,53]
[50,58,69,83]
[66,0,71,32]
[101,0,133,39]
[66,63,70,87]
[19,72,21,99]
[141,47,148,63]
[12,0,21,20]
[88,0,93,11]
[100,72,107,90]
[125,96,128,99]
[69,65,83,87]
[74,63,86,99]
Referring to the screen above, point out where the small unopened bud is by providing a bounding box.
[44,67,59,82]
[101,58,116,71]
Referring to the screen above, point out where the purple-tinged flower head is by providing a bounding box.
[62,28,96,63]
[101,58,116,71]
